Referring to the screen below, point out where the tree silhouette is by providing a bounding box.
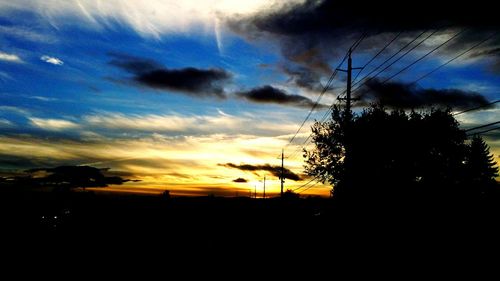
[304,104,469,201]
[465,135,499,193]
[282,189,300,199]
[24,166,126,190]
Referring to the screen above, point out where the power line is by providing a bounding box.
[352,31,404,84]
[288,31,429,159]
[380,29,466,84]
[349,30,438,95]
[464,121,500,132]
[347,29,432,95]
[284,34,366,148]
[298,180,322,194]
[292,176,319,192]
[467,126,500,136]
[286,29,492,162]
[453,100,500,116]
[285,60,344,146]
[350,32,367,52]
[412,32,498,85]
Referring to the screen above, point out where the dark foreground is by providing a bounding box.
[2,188,500,269]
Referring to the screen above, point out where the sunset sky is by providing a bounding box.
[1,0,499,196]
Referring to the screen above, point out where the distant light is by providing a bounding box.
[54,216,58,219]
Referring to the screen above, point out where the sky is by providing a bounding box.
[0,0,499,196]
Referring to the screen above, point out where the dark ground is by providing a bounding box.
[1,187,500,271]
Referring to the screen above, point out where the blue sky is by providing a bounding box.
[0,0,499,196]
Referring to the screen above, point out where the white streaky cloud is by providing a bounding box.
[0,0,305,39]
[29,117,79,130]
[214,17,224,55]
[30,96,58,102]
[26,111,302,138]
[41,55,63,65]
[0,105,30,115]
[83,111,301,137]
[0,71,13,81]
[0,51,22,63]
[0,118,13,127]
[0,26,57,43]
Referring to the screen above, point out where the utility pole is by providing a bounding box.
[254,185,257,199]
[263,175,266,199]
[337,48,362,116]
[281,149,284,197]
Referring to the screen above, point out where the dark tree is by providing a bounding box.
[25,166,126,190]
[465,135,499,192]
[304,105,468,201]
[282,189,300,199]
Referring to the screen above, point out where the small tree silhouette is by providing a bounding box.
[465,135,499,189]
[282,189,300,199]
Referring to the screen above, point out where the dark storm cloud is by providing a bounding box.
[135,68,231,98]
[236,85,327,109]
[358,79,492,110]
[227,0,500,80]
[282,65,323,91]
[232,177,248,183]
[219,163,302,181]
[109,53,161,73]
[109,54,232,98]
[230,0,499,39]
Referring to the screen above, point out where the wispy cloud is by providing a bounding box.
[83,111,299,137]
[41,55,63,65]
[0,26,57,43]
[0,0,302,38]
[0,51,22,63]
[29,117,79,130]
[0,105,30,115]
[18,110,301,138]
[0,118,13,127]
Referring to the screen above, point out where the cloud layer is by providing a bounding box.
[220,162,302,181]
[236,85,326,108]
[0,0,301,38]
[227,0,500,88]
[110,54,231,98]
[358,80,492,110]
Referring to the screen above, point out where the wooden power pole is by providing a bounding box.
[338,48,362,116]
[281,149,284,197]
[263,175,266,199]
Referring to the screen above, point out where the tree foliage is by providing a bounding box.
[304,105,497,201]
[465,135,499,188]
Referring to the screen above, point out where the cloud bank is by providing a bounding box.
[110,54,231,98]
[358,79,492,110]
[220,162,302,181]
[236,85,327,108]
